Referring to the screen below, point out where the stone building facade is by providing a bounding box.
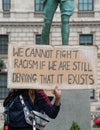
[0,0,100,127]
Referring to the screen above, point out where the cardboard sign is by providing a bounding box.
[8,43,97,90]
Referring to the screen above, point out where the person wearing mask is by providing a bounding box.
[3,86,61,130]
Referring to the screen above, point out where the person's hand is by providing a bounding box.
[53,86,61,106]
[53,86,61,100]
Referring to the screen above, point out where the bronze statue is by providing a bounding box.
[41,0,74,45]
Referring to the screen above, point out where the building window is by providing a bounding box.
[35,0,43,12]
[79,34,93,45]
[2,0,11,12]
[36,35,42,45]
[0,35,8,54]
[78,0,93,11]
[0,73,9,99]
[90,89,94,99]
[36,34,49,45]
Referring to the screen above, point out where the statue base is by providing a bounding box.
[45,90,91,130]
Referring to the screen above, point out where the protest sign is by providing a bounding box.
[8,43,97,90]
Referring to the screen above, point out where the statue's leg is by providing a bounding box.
[41,0,58,44]
[60,0,74,45]
[61,14,70,45]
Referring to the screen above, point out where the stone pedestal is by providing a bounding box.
[45,90,91,130]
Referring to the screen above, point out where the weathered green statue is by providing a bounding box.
[41,0,74,45]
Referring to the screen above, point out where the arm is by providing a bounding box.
[36,86,61,119]
[53,86,61,106]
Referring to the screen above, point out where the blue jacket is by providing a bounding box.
[3,89,60,128]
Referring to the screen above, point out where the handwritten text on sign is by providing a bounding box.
[8,44,97,90]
